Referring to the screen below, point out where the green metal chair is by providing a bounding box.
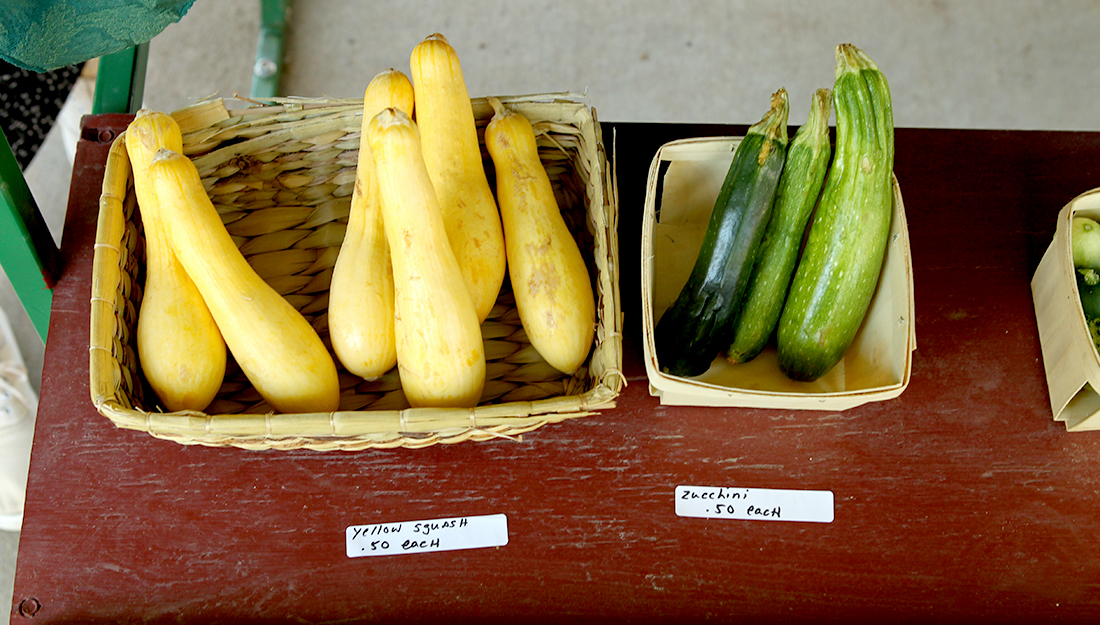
[0,0,288,342]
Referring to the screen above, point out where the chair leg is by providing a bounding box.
[0,129,59,342]
[1,43,148,342]
[251,0,289,98]
[92,43,149,115]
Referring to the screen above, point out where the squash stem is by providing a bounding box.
[747,88,789,165]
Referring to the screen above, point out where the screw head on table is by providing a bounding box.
[18,597,41,617]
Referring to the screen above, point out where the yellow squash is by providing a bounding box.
[146,148,340,414]
[410,33,506,322]
[367,107,485,408]
[125,110,226,412]
[329,69,414,381]
[485,98,595,374]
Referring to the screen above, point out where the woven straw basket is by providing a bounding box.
[89,93,623,450]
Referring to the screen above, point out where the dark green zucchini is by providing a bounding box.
[654,89,789,378]
[777,44,895,382]
[727,88,833,365]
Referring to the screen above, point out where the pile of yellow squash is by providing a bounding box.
[127,33,596,414]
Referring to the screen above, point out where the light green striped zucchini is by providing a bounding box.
[727,88,833,365]
[777,44,895,382]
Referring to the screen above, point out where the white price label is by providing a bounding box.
[675,485,834,523]
[346,513,508,558]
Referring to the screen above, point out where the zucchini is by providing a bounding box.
[654,89,789,377]
[1077,268,1100,353]
[727,88,833,365]
[777,44,894,382]
[1074,218,1100,354]
[1078,268,1100,317]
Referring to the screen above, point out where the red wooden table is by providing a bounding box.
[10,115,1100,623]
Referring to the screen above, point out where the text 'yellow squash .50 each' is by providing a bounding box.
[125,110,226,412]
[485,97,595,375]
[368,108,486,408]
[410,33,506,323]
[146,148,340,414]
[329,69,414,381]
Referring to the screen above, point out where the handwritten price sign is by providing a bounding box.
[346,514,509,558]
[675,486,834,523]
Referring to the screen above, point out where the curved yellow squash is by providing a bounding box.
[485,98,596,374]
[410,33,506,323]
[146,149,340,414]
[329,69,415,381]
[126,110,226,412]
[368,107,485,408]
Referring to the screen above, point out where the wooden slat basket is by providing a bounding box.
[640,136,915,410]
[89,93,623,450]
[1032,187,1100,431]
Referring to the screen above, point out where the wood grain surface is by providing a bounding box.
[10,116,1100,624]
